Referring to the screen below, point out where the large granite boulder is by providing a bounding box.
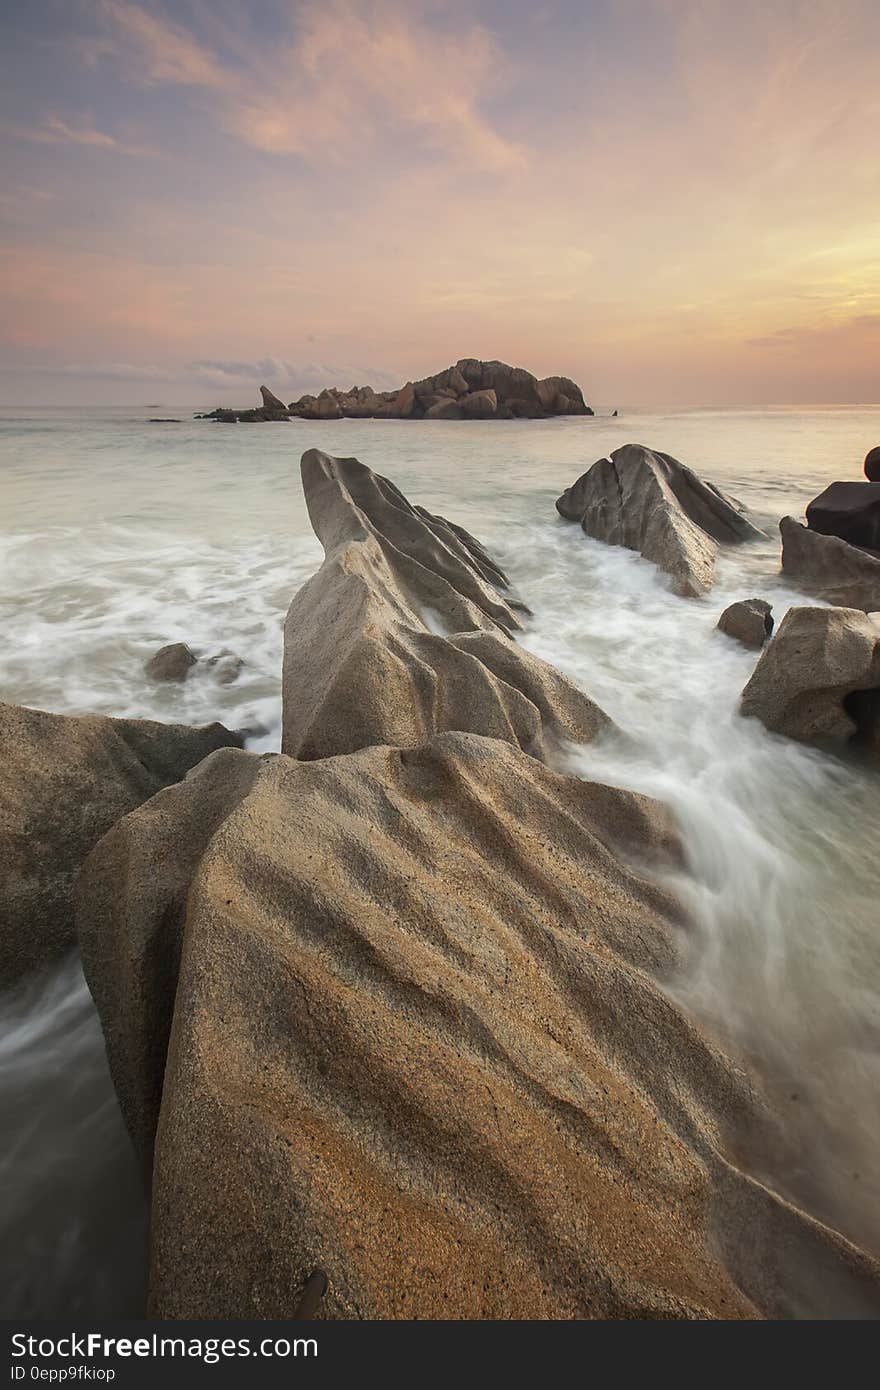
[716,599,773,649]
[806,481,880,552]
[76,733,880,1318]
[740,606,880,748]
[460,388,497,419]
[0,703,241,987]
[780,516,880,611]
[556,445,764,597]
[281,451,609,760]
[424,397,463,420]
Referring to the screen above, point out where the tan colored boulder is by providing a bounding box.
[716,599,774,649]
[392,381,416,417]
[740,606,880,747]
[780,515,880,611]
[460,388,497,419]
[446,365,469,395]
[76,733,880,1319]
[281,451,608,759]
[424,396,463,419]
[145,642,197,682]
[537,374,589,415]
[0,702,241,986]
[556,445,764,597]
[316,389,342,420]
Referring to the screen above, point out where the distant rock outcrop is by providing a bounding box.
[780,516,880,612]
[0,704,241,987]
[717,598,774,649]
[740,606,880,751]
[556,444,764,597]
[197,361,593,422]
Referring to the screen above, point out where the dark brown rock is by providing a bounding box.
[865,447,880,482]
[717,599,774,649]
[259,385,289,417]
[145,643,197,682]
[0,703,241,987]
[806,481,880,553]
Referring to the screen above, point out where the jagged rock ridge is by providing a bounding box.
[556,444,765,597]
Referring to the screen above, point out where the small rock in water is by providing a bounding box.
[205,650,245,685]
[865,446,880,482]
[716,598,773,649]
[145,643,198,682]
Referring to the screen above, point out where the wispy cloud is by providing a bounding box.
[748,315,880,350]
[95,0,526,172]
[25,115,154,157]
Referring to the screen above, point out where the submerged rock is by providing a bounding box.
[740,606,880,749]
[145,642,197,682]
[780,515,880,612]
[145,643,245,685]
[204,649,245,685]
[717,598,774,649]
[77,732,880,1319]
[556,444,764,597]
[281,450,609,760]
[0,703,241,987]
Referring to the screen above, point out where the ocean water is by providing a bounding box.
[1,404,879,1316]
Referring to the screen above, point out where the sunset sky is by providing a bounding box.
[1,0,878,407]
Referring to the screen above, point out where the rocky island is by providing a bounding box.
[196,359,593,422]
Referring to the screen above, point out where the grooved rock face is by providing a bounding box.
[75,733,880,1319]
[780,515,880,612]
[556,445,764,597]
[740,606,880,746]
[281,450,609,760]
[0,703,241,986]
